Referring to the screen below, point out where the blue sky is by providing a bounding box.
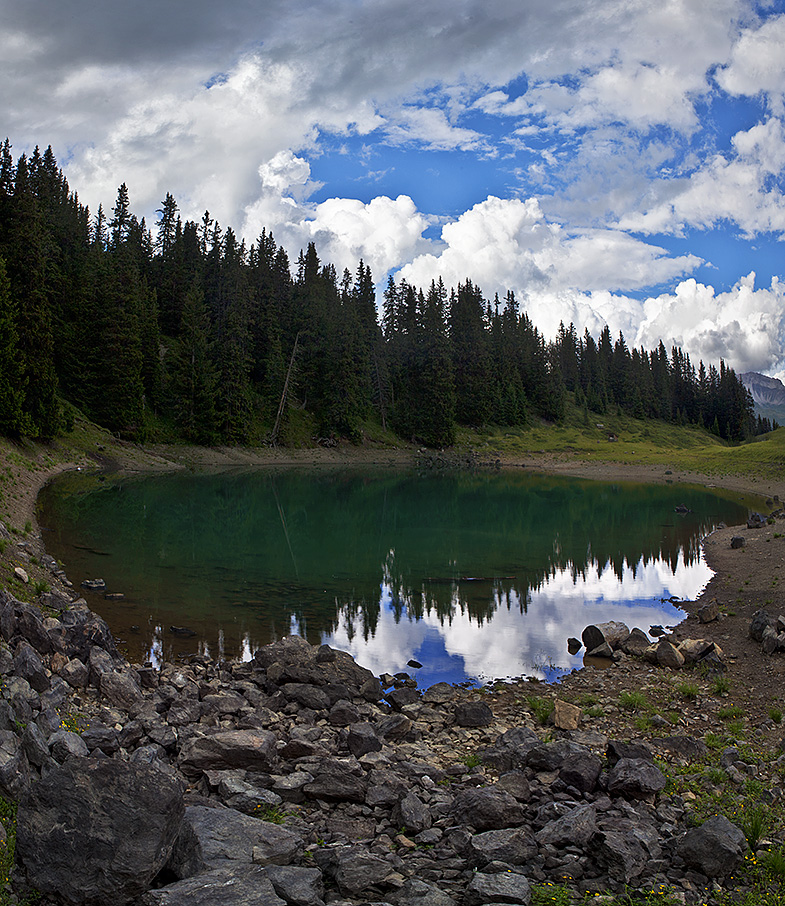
[2,0,785,376]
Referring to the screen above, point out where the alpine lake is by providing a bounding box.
[37,466,755,689]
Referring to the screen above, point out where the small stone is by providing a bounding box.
[553,699,581,731]
[14,567,29,584]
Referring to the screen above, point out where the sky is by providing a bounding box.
[3,0,785,378]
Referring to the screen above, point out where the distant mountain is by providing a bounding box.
[740,372,785,425]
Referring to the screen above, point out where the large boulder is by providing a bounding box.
[168,805,304,878]
[141,866,286,906]
[179,730,277,776]
[449,786,526,830]
[607,758,666,799]
[16,758,184,906]
[677,815,747,878]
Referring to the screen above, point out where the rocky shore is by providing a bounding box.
[1,441,784,905]
[0,578,774,906]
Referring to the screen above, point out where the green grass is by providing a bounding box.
[0,797,39,904]
[677,682,699,701]
[619,690,649,713]
[252,804,287,824]
[527,696,555,726]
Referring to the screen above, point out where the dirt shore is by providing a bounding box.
[3,439,785,740]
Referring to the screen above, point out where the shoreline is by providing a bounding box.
[5,439,785,717]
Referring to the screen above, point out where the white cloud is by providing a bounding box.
[636,273,785,374]
[242,152,432,279]
[617,118,785,237]
[717,14,785,104]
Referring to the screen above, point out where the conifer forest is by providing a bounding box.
[0,141,767,447]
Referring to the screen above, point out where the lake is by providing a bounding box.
[37,466,751,688]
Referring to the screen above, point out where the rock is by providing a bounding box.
[81,578,106,590]
[678,639,716,663]
[179,730,277,775]
[393,878,457,906]
[655,639,685,669]
[265,865,325,906]
[553,699,581,730]
[468,828,538,866]
[422,683,455,705]
[465,870,531,905]
[536,804,597,848]
[169,804,303,878]
[392,791,432,834]
[606,740,652,766]
[607,758,666,799]
[347,722,382,757]
[480,726,540,772]
[48,729,89,763]
[314,844,394,895]
[747,512,767,529]
[586,640,614,659]
[559,751,602,793]
[303,757,367,802]
[0,729,31,800]
[100,669,143,710]
[581,621,630,652]
[750,610,772,642]
[141,866,286,906]
[16,758,184,906]
[589,816,662,883]
[449,786,526,830]
[14,567,29,584]
[677,814,747,878]
[567,637,582,654]
[60,657,89,689]
[13,642,50,693]
[697,600,719,623]
[730,535,746,549]
[454,701,493,727]
[620,628,651,656]
[328,699,359,726]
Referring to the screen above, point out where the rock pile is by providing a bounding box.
[0,588,753,905]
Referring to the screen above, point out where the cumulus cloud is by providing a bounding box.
[717,14,785,104]
[242,151,432,279]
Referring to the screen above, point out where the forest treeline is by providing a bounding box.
[0,140,769,447]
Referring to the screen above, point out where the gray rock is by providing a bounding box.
[465,870,531,905]
[17,758,184,906]
[60,657,89,690]
[328,700,360,726]
[0,729,30,799]
[393,879,457,906]
[527,740,591,773]
[480,726,540,772]
[607,758,666,799]
[365,772,409,808]
[169,804,303,878]
[698,600,720,623]
[13,642,50,693]
[303,757,367,802]
[376,713,413,741]
[217,774,283,816]
[620,628,651,656]
[607,740,652,766]
[655,639,685,669]
[454,701,493,727]
[422,683,456,705]
[179,730,278,775]
[750,610,772,642]
[559,751,602,793]
[81,723,120,756]
[677,814,747,878]
[314,844,394,895]
[386,687,421,710]
[449,786,526,830]
[581,621,630,652]
[392,791,432,834]
[589,816,662,883]
[281,683,331,711]
[141,866,286,906]
[347,722,382,757]
[536,804,597,848]
[48,728,89,763]
[100,669,143,711]
[21,721,51,768]
[468,828,538,866]
[265,865,325,906]
[730,535,746,549]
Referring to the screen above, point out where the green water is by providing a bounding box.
[38,467,751,687]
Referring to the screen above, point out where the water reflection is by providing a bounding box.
[37,467,749,687]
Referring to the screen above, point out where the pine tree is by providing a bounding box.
[0,257,29,435]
